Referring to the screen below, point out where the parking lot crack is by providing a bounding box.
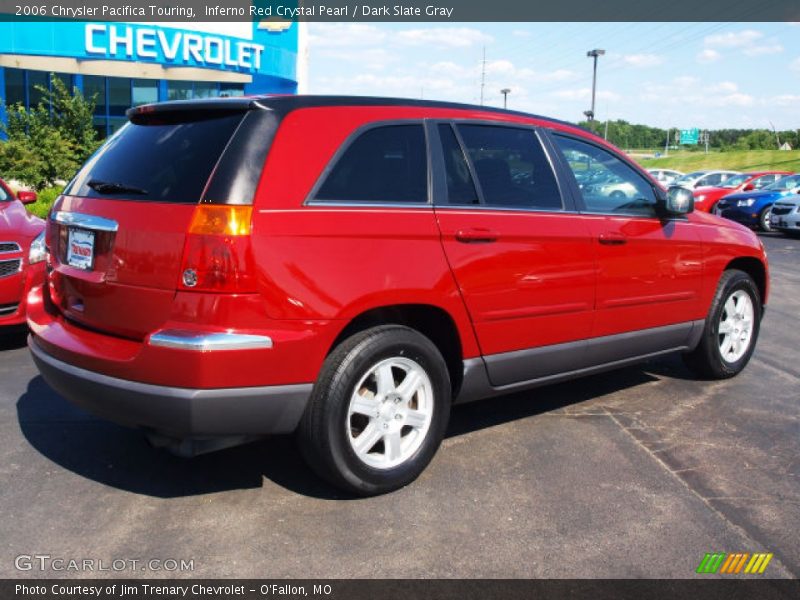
[603,407,798,578]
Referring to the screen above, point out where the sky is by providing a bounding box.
[306,22,800,130]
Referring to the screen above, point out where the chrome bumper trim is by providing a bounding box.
[52,211,119,232]
[148,330,274,352]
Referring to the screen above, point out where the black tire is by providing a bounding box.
[759,206,773,232]
[683,269,762,379]
[297,325,451,496]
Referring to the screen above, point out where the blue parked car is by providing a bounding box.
[715,173,800,232]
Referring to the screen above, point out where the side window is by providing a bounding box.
[703,173,723,186]
[314,124,427,203]
[456,124,562,210]
[752,175,774,189]
[553,135,657,217]
[438,124,479,205]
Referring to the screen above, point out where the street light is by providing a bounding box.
[584,48,605,123]
[500,88,511,109]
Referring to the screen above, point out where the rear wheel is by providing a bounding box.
[297,325,451,496]
[683,269,761,379]
[759,207,773,232]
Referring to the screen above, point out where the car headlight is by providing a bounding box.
[29,231,46,264]
[737,198,755,207]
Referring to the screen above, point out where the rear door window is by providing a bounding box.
[65,112,245,204]
[314,124,428,203]
[455,124,562,210]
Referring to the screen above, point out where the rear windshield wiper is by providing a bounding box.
[88,180,149,195]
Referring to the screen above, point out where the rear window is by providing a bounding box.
[65,112,245,204]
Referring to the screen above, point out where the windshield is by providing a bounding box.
[765,174,800,191]
[675,171,706,184]
[721,174,749,189]
[64,111,245,203]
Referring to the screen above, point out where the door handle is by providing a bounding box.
[599,232,627,246]
[455,228,499,243]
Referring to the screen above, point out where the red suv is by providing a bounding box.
[28,97,768,495]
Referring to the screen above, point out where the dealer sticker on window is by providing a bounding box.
[67,228,95,271]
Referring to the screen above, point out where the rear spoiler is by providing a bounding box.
[126,97,271,119]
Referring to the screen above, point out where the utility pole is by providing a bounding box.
[769,120,781,148]
[500,88,511,109]
[479,46,486,106]
[664,127,670,157]
[583,48,605,124]
[702,130,709,154]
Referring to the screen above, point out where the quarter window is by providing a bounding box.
[456,125,562,209]
[438,124,479,205]
[315,124,428,203]
[553,135,657,216]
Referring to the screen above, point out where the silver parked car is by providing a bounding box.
[770,195,800,236]
[672,170,741,190]
[646,168,684,187]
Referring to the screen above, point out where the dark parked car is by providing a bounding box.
[29,97,768,495]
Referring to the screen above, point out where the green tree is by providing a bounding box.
[0,74,100,189]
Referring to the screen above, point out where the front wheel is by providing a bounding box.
[759,207,773,232]
[297,325,451,496]
[683,269,762,379]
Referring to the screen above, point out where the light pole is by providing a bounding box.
[584,49,605,123]
[500,88,511,109]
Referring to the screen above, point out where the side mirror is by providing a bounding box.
[743,183,755,191]
[17,190,37,204]
[663,186,694,215]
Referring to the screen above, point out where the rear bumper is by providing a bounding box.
[29,335,312,438]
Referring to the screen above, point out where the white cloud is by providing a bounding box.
[705,29,763,48]
[697,49,721,64]
[551,88,621,102]
[743,42,783,56]
[621,54,664,68]
[396,27,493,48]
[771,94,800,106]
[307,23,386,47]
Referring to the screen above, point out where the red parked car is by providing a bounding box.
[28,97,768,495]
[693,171,792,213]
[0,178,45,328]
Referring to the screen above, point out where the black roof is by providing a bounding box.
[126,94,585,133]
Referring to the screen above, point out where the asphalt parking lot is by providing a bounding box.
[1,233,798,579]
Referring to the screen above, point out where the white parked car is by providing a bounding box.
[770,195,800,236]
[672,170,741,190]
[646,168,684,187]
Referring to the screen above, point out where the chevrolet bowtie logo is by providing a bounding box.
[696,552,773,574]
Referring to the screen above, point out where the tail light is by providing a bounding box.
[178,205,256,293]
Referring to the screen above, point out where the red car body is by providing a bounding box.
[26,97,768,482]
[0,179,44,327]
[693,171,793,213]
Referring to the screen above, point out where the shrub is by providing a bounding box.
[25,185,64,219]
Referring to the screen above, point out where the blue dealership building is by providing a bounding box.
[0,20,304,136]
